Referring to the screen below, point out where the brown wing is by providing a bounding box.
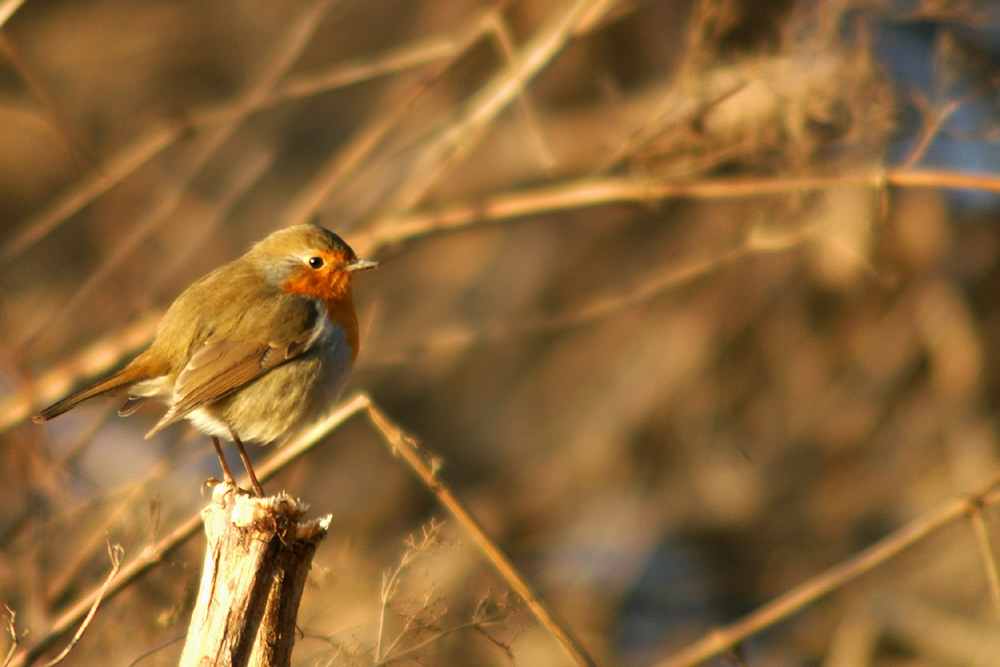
[145,298,320,438]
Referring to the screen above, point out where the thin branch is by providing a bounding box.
[38,543,124,667]
[969,505,1000,627]
[363,400,597,667]
[354,166,1000,254]
[355,173,860,253]
[2,607,19,667]
[653,467,1000,667]
[899,96,963,170]
[886,168,1000,192]
[123,633,186,667]
[270,34,456,104]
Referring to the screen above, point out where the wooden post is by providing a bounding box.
[179,483,330,667]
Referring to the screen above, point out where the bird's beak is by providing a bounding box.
[343,257,379,273]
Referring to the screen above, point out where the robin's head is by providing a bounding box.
[252,224,378,300]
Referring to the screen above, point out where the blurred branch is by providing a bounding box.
[367,222,818,368]
[1,312,159,433]
[0,36,92,175]
[0,30,458,264]
[280,5,500,228]
[482,10,556,173]
[383,0,614,212]
[13,0,339,357]
[142,147,277,308]
[0,121,180,264]
[359,167,1000,254]
[0,0,26,28]
[8,514,199,667]
[900,96,964,170]
[887,168,1000,192]
[270,33,455,105]
[10,166,1000,430]
[654,467,1000,667]
[44,459,168,607]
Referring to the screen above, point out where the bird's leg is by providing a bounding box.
[229,428,264,496]
[211,436,236,486]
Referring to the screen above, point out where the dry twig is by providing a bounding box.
[654,468,1000,667]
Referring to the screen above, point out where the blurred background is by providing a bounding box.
[3,0,1000,664]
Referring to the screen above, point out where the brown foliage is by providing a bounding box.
[3,0,1000,665]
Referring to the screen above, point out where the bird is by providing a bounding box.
[33,224,378,495]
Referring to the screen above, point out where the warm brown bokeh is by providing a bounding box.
[3,0,1000,665]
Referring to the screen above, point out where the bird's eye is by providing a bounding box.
[307,256,324,269]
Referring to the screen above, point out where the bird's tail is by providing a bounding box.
[32,364,156,423]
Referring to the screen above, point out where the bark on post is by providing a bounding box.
[179,483,330,667]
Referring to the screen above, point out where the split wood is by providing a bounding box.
[178,484,330,667]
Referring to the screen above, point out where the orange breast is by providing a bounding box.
[282,266,361,361]
[324,292,360,361]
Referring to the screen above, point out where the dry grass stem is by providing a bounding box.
[37,543,123,667]
[2,608,19,667]
[7,516,198,667]
[374,520,444,664]
[378,594,514,665]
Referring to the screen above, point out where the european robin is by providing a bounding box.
[33,224,378,495]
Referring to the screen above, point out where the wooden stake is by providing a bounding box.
[179,483,330,667]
